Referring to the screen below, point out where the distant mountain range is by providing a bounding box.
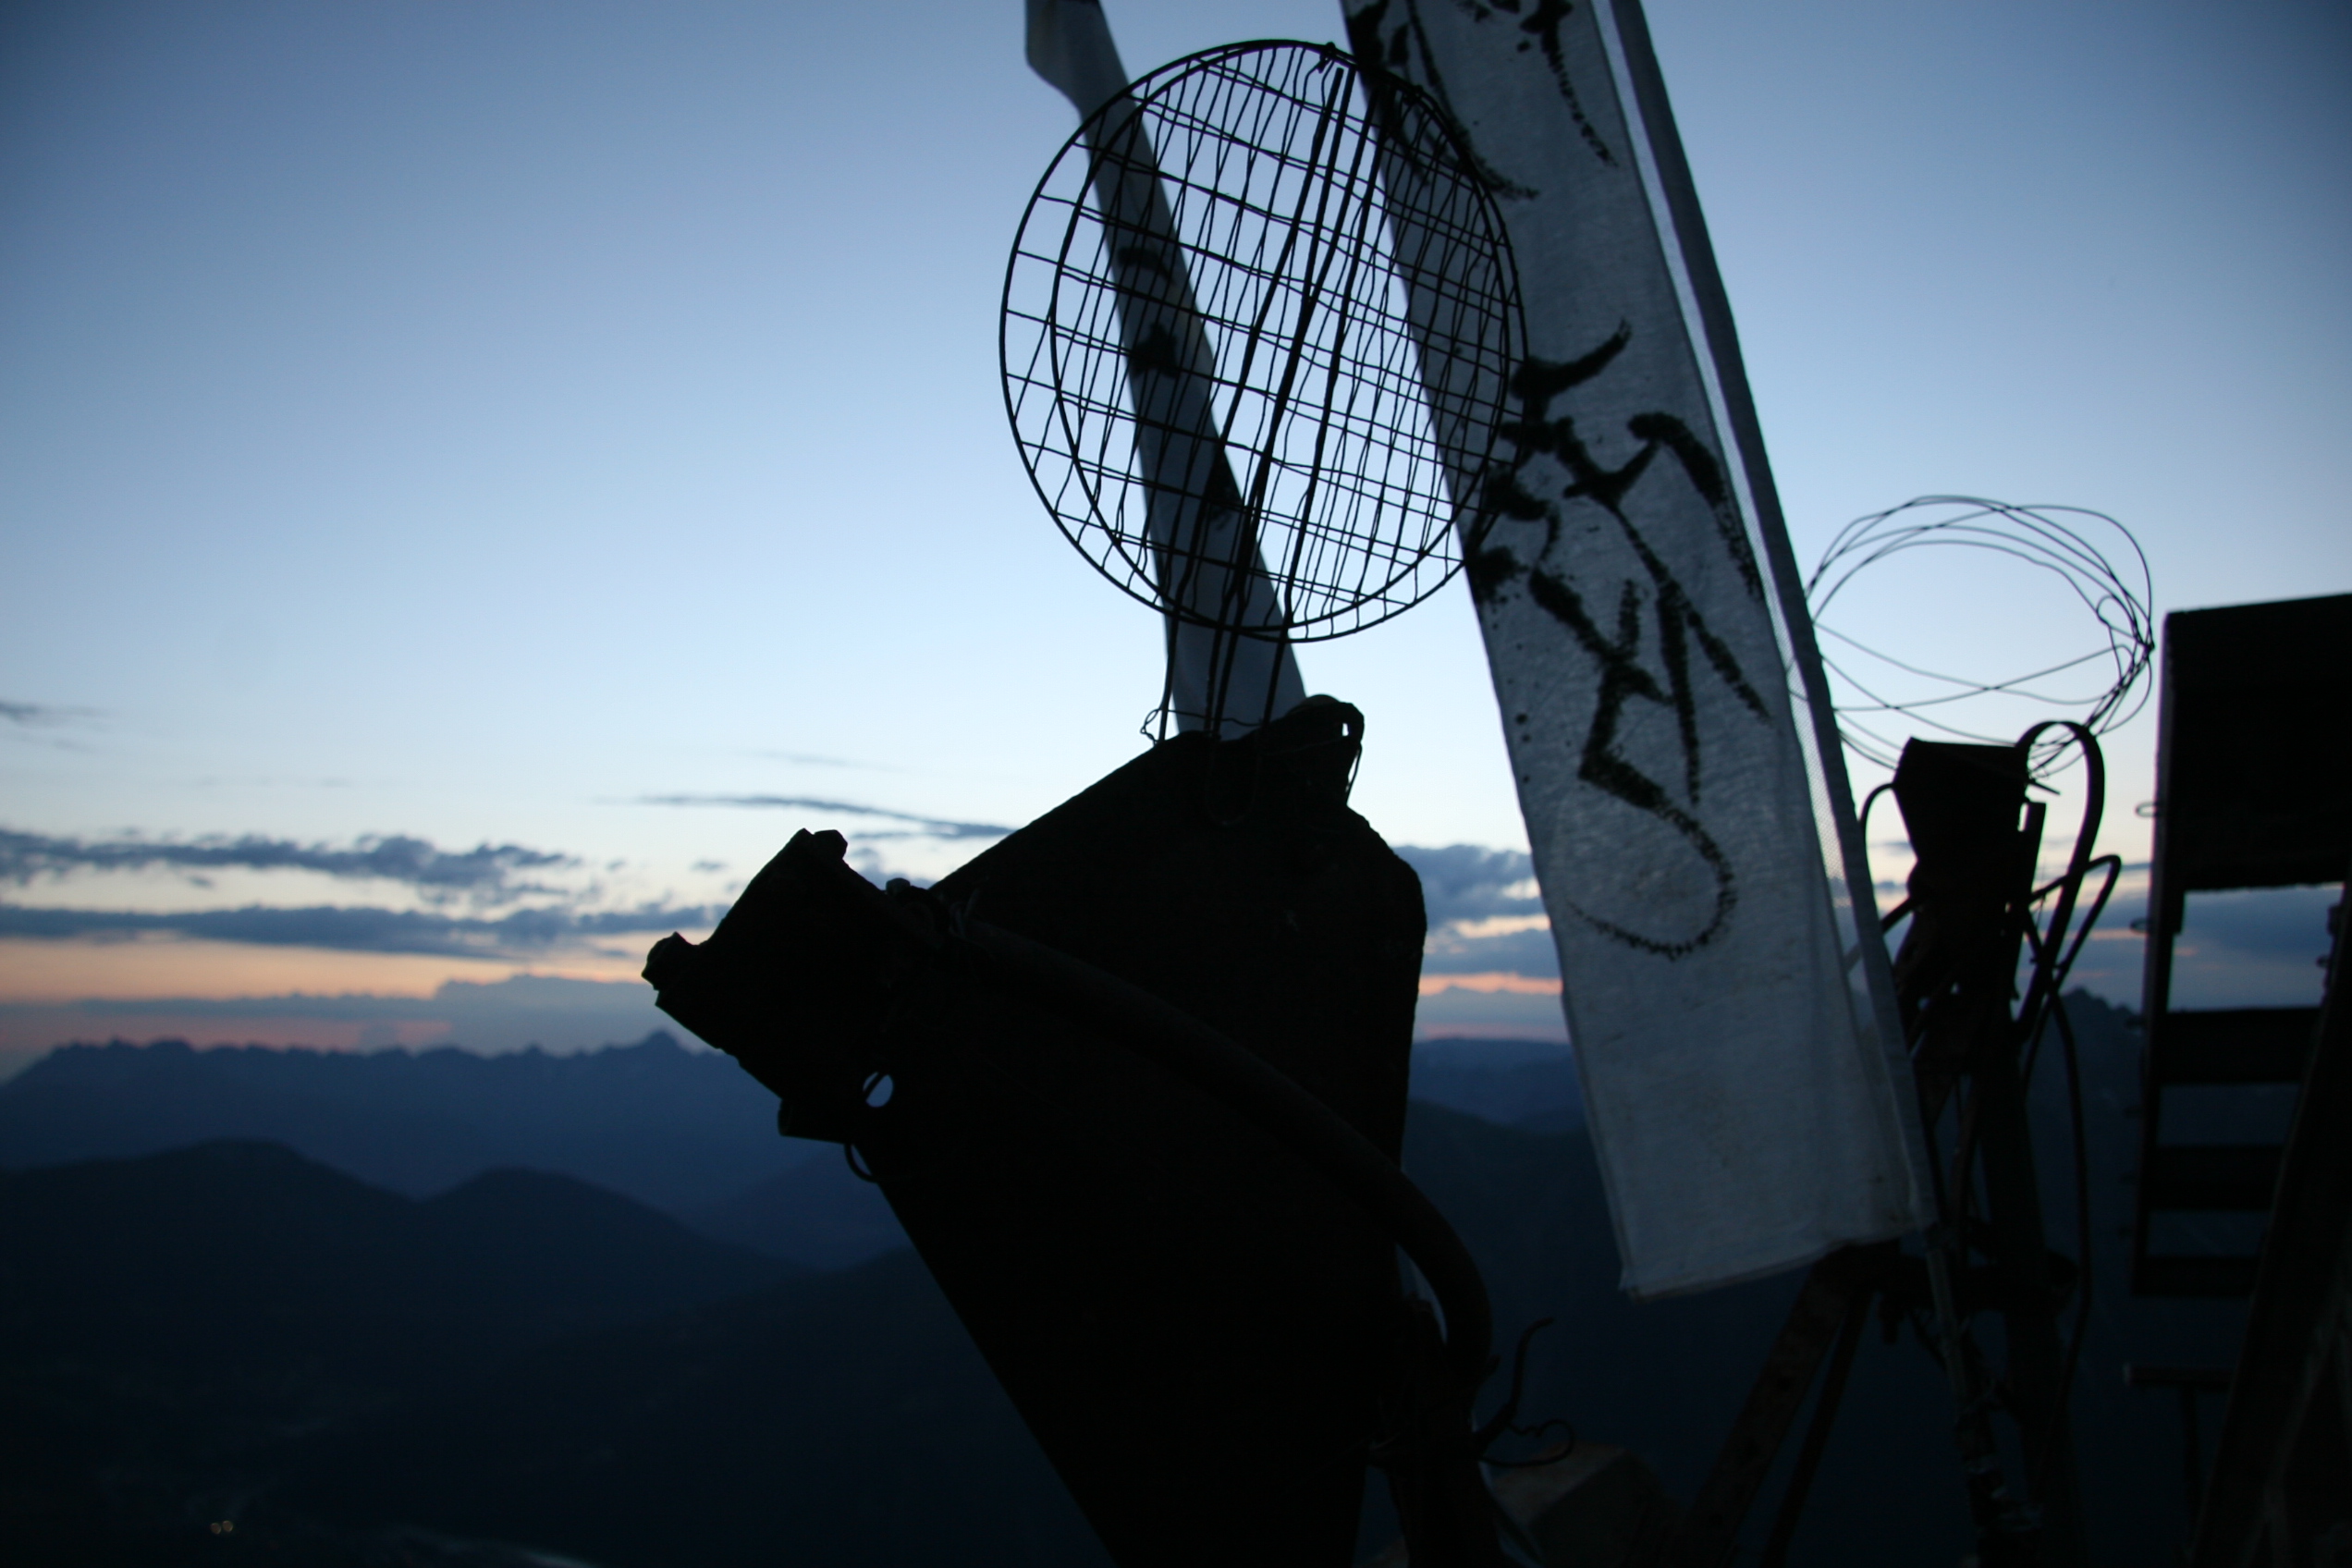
[0,1032,813,1212]
[682,1147,904,1269]
[0,1139,801,1567]
[293,1247,1104,1568]
[0,997,2252,1567]
[1409,1036,1582,1132]
[0,1032,1580,1270]
[3,1140,797,1387]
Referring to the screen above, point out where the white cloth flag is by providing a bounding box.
[1342,0,1926,1294]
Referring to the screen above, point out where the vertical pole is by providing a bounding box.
[1664,1251,1875,1568]
[1970,985,2089,1561]
[1756,1280,1873,1568]
[1895,744,2089,1567]
[2133,620,2184,1291]
[1023,1,1306,735]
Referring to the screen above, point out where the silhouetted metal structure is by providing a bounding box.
[2121,593,2352,1565]
[2133,594,2352,1297]
[1881,735,2105,1565]
[647,698,1470,1567]
[2190,854,2350,1565]
[651,27,1531,1568]
[1005,37,1519,735]
[1657,725,2122,1568]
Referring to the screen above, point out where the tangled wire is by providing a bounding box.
[1805,496,2154,779]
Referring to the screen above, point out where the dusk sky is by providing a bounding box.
[4,1,2346,1072]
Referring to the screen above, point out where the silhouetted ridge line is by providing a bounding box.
[0,995,2257,1567]
[0,1032,813,1212]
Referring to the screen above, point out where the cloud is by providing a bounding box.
[0,900,721,959]
[1,701,102,752]
[1411,981,1568,1042]
[1380,845,1559,979]
[636,794,1012,840]
[1,700,97,728]
[1390,845,1542,925]
[0,828,572,903]
[2066,878,2338,1010]
[2177,884,2341,962]
[0,974,677,1065]
[1422,923,1560,977]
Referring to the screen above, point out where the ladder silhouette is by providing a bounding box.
[2132,594,2351,1296]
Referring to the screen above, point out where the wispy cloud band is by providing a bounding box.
[1,701,97,728]
[0,829,571,901]
[0,901,717,958]
[1390,845,1543,925]
[635,794,1011,840]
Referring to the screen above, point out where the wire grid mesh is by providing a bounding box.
[1805,496,2155,779]
[1002,41,1520,643]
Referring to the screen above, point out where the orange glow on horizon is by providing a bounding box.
[0,932,695,1006]
[1417,971,1562,997]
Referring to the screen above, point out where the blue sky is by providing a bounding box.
[3,1,2346,1070]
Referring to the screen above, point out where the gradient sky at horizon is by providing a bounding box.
[3,1,2346,1069]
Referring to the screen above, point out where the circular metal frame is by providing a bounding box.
[1002,41,1523,643]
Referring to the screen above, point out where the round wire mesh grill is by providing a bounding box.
[1002,41,1521,643]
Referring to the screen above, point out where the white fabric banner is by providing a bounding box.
[1342,0,1926,1294]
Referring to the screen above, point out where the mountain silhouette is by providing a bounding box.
[277,1103,1964,1568]
[0,1139,800,1566]
[0,995,2254,1567]
[684,1145,907,1269]
[286,1000,2238,1568]
[292,1249,1111,1568]
[0,1032,813,1212]
[1407,1036,1582,1131]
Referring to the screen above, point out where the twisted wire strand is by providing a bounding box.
[1804,496,2154,778]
